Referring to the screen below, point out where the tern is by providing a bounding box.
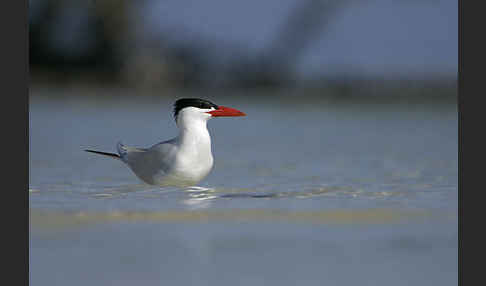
[85,98,245,187]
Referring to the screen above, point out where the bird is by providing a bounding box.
[85,98,246,187]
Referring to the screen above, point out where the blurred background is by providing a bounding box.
[29,0,456,95]
[29,1,457,286]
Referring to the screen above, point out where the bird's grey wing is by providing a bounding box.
[117,140,178,184]
[147,138,179,172]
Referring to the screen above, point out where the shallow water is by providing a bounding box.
[29,88,457,286]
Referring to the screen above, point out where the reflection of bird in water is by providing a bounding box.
[181,186,218,210]
[85,98,245,187]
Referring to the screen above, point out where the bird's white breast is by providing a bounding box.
[152,116,214,186]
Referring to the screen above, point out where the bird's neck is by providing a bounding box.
[177,119,212,152]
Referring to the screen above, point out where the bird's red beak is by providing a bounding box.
[207,106,246,117]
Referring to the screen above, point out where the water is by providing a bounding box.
[29,88,457,286]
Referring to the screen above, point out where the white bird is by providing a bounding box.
[85,98,245,187]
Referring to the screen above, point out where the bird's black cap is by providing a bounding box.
[173,98,219,118]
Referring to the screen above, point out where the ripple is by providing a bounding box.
[91,193,114,198]
[176,185,414,202]
[219,193,279,198]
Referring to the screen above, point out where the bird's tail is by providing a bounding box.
[84,149,120,160]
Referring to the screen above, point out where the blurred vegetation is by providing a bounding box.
[29,0,456,101]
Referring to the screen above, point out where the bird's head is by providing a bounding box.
[173,98,245,126]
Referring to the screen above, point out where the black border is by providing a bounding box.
[3,0,28,285]
[459,0,483,284]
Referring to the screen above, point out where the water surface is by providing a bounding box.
[29,88,457,286]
